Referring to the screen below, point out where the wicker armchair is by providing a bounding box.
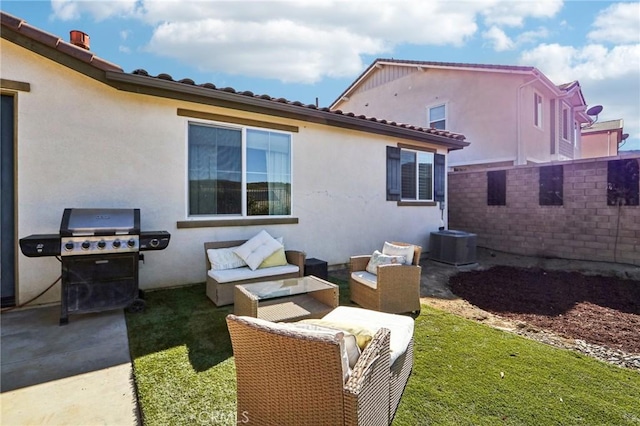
[226,314,394,426]
[350,242,422,314]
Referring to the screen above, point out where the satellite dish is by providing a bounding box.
[586,105,603,116]
[621,133,629,141]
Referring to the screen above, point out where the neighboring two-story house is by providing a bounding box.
[330,59,592,170]
[581,119,626,158]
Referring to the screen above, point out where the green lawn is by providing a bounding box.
[126,281,640,426]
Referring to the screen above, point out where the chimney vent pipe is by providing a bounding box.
[70,30,90,50]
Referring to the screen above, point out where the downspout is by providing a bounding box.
[516,77,539,165]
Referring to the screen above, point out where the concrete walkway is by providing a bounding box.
[1,305,139,425]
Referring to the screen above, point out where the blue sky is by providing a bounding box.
[3,0,639,150]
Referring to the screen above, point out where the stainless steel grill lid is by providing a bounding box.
[60,208,140,236]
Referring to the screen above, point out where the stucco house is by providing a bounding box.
[581,119,626,158]
[330,59,592,171]
[0,12,469,307]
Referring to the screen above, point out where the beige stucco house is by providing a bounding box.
[331,59,592,170]
[581,119,626,158]
[0,12,469,307]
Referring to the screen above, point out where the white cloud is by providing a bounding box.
[51,0,138,22]
[520,43,640,83]
[483,26,515,51]
[135,0,491,83]
[482,0,563,28]
[46,0,566,82]
[147,18,385,83]
[483,25,549,52]
[588,2,640,44]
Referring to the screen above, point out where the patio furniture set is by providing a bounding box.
[205,230,422,425]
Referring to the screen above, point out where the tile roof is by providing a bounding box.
[374,58,535,73]
[126,68,465,141]
[1,11,467,147]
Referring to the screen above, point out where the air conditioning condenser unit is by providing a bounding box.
[429,230,477,266]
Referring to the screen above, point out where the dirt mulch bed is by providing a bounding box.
[448,266,640,354]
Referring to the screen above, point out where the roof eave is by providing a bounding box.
[105,71,469,151]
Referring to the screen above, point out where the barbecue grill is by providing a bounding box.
[19,208,170,324]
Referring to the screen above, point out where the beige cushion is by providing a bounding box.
[323,306,414,365]
[258,247,288,269]
[207,246,247,270]
[366,250,405,275]
[299,318,375,351]
[293,322,360,370]
[382,242,415,265]
[233,230,283,270]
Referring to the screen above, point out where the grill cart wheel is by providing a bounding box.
[126,298,146,313]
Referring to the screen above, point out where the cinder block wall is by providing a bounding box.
[448,156,640,266]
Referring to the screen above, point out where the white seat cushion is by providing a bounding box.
[208,264,299,283]
[322,306,414,365]
[351,271,378,289]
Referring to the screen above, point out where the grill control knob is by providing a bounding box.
[113,239,122,248]
[150,238,160,248]
[64,241,74,251]
[81,240,91,250]
[97,240,106,249]
[127,238,136,248]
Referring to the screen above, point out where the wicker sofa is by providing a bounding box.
[350,242,422,314]
[205,240,305,306]
[226,306,414,425]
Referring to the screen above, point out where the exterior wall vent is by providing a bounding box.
[70,30,90,50]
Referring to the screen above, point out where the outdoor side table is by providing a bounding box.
[304,257,328,280]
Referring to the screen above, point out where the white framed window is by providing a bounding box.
[427,104,446,130]
[561,103,570,141]
[188,122,292,217]
[534,92,543,128]
[400,148,434,201]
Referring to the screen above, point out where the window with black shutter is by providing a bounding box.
[487,170,506,205]
[539,165,563,206]
[607,159,640,206]
[387,146,444,203]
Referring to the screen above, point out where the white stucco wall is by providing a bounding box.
[3,40,447,305]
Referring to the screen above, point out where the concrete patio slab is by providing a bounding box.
[1,304,139,425]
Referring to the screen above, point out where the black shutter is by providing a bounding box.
[386,146,401,201]
[539,165,563,206]
[487,170,506,205]
[607,159,640,206]
[434,153,445,202]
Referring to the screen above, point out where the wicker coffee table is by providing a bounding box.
[234,276,339,322]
